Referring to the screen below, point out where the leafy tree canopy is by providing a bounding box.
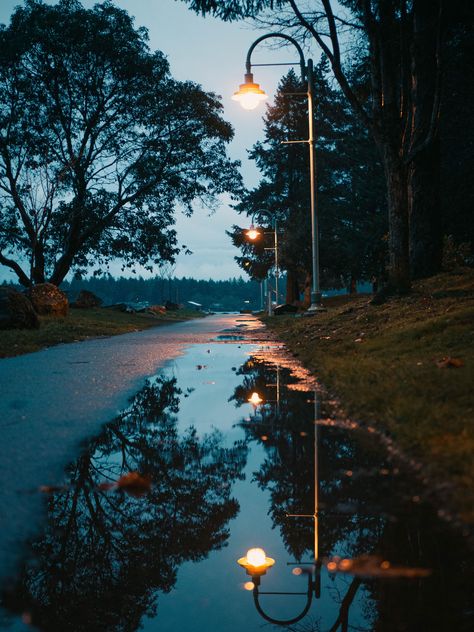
[0,0,242,286]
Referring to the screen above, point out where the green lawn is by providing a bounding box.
[265,268,474,522]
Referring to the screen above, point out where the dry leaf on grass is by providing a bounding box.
[435,357,464,368]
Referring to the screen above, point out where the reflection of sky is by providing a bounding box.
[141,342,369,632]
[0,0,319,281]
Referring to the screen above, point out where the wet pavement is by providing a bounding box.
[0,314,472,631]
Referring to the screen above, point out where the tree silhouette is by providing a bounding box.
[3,376,247,631]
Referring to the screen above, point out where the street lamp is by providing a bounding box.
[233,33,323,312]
[245,214,280,313]
[237,547,319,626]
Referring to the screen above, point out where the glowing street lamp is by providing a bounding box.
[238,547,275,577]
[248,391,263,406]
[246,227,260,240]
[232,73,268,110]
[233,33,324,312]
[237,547,318,625]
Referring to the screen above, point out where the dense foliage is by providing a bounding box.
[0,0,241,287]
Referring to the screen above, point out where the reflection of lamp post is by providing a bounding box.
[233,33,323,312]
[237,547,320,626]
[238,390,322,626]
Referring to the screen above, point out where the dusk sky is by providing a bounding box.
[0,0,318,281]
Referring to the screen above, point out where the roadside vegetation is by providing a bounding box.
[0,308,202,359]
[264,269,474,522]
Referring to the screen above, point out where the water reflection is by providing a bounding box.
[3,375,247,631]
[1,345,472,632]
[231,355,473,631]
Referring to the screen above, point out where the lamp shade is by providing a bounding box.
[232,73,268,110]
[238,548,275,575]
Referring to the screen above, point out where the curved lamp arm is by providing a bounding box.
[251,564,322,627]
[245,32,307,82]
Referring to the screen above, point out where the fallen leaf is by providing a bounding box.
[325,555,431,578]
[97,482,116,491]
[116,472,151,497]
[38,485,68,494]
[435,357,464,369]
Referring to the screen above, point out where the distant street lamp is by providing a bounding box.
[233,33,323,312]
[245,215,280,313]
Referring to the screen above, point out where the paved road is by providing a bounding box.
[0,313,262,580]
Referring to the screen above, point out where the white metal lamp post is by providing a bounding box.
[233,33,323,312]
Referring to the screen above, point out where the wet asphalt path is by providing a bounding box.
[0,313,263,580]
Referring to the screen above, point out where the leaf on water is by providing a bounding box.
[97,481,116,491]
[435,357,464,368]
[116,472,152,497]
[38,485,68,494]
[324,555,431,578]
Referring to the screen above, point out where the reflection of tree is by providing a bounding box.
[4,377,247,631]
[233,357,474,632]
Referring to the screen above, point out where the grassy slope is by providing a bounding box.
[265,268,474,521]
[0,307,202,359]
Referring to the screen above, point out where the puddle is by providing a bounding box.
[0,343,472,631]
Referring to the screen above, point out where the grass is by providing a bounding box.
[265,268,474,522]
[0,307,203,359]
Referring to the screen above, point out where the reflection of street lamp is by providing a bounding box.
[237,547,320,626]
[234,33,323,312]
[238,548,275,576]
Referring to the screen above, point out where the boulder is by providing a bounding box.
[274,303,299,315]
[73,289,103,309]
[26,283,69,317]
[165,300,179,311]
[0,286,40,330]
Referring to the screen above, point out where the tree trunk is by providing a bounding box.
[409,0,443,278]
[409,139,442,278]
[349,275,357,294]
[285,267,300,304]
[384,153,411,293]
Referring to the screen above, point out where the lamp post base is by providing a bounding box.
[306,292,326,314]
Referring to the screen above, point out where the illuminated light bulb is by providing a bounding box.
[243,581,255,591]
[248,392,263,406]
[237,547,275,575]
[246,228,260,240]
[238,92,265,110]
[232,73,268,110]
[246,548,267,567]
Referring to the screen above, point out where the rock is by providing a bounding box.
[0,286,40,329]
[165,300,179,311]
[274,303,298,315]
[26,283,68,317]
[73,289,103,309]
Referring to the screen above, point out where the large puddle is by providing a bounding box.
[0,339,472,631]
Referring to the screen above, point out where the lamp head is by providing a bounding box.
[232,73,268,110]
[248,391,263,406]
[238,548,275,577]
[246,228,260,240]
